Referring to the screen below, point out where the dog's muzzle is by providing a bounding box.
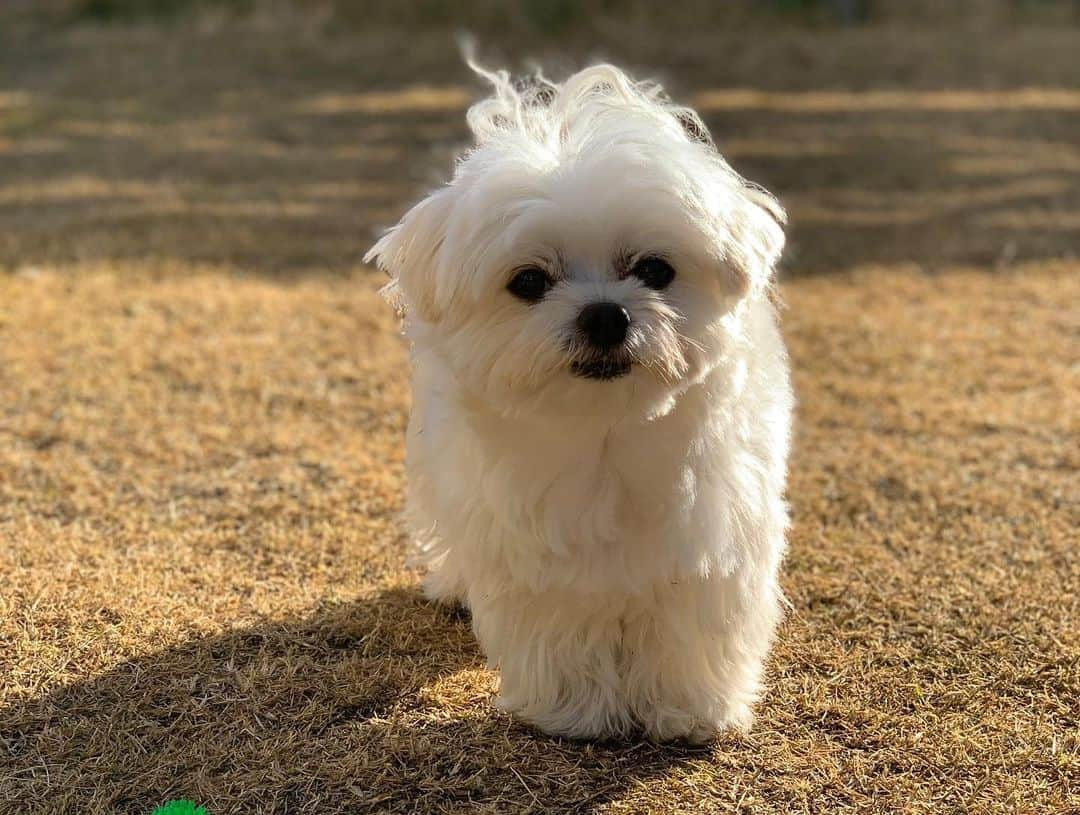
[577,301,630,349]
[572,301,632,380]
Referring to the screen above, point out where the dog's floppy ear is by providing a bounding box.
[365,184,458,322]
[726,185,786,296]
[679,114,785,295]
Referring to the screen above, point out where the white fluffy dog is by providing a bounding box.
[366,62,793,742]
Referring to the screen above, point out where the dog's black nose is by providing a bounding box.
[577,302,630,350]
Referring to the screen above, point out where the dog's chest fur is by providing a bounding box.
[414,367,763,593]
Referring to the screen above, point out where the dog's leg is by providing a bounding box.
[623,570,783,743]
[419,550,469,607]
[469,586,634,739]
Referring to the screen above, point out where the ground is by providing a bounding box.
[0,19,1077,815]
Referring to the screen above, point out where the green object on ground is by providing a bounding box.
[151,801,209,815]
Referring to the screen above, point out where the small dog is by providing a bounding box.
[367,63,793,742]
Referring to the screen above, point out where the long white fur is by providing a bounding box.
[366,63,793,742]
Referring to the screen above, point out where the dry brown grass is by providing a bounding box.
[1,20,1077,815]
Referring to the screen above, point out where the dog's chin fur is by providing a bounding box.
[367,63,794,742]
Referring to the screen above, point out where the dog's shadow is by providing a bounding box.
[2,588,707,814]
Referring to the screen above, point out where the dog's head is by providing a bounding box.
[367,63,784,420]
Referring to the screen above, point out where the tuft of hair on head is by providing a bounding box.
[459,47,715,156]
[457,54,786,287]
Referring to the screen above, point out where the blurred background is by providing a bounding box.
[2,0,1079,277]
[1,3,1076,814]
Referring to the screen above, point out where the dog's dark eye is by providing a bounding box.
[631,256,676,290]
[507,266,552,302]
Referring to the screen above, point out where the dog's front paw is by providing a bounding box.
[640,701,754,744]
[421,567,467,608]
[495,686,635,741]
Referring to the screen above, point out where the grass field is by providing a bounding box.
[0,17,1077,815]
